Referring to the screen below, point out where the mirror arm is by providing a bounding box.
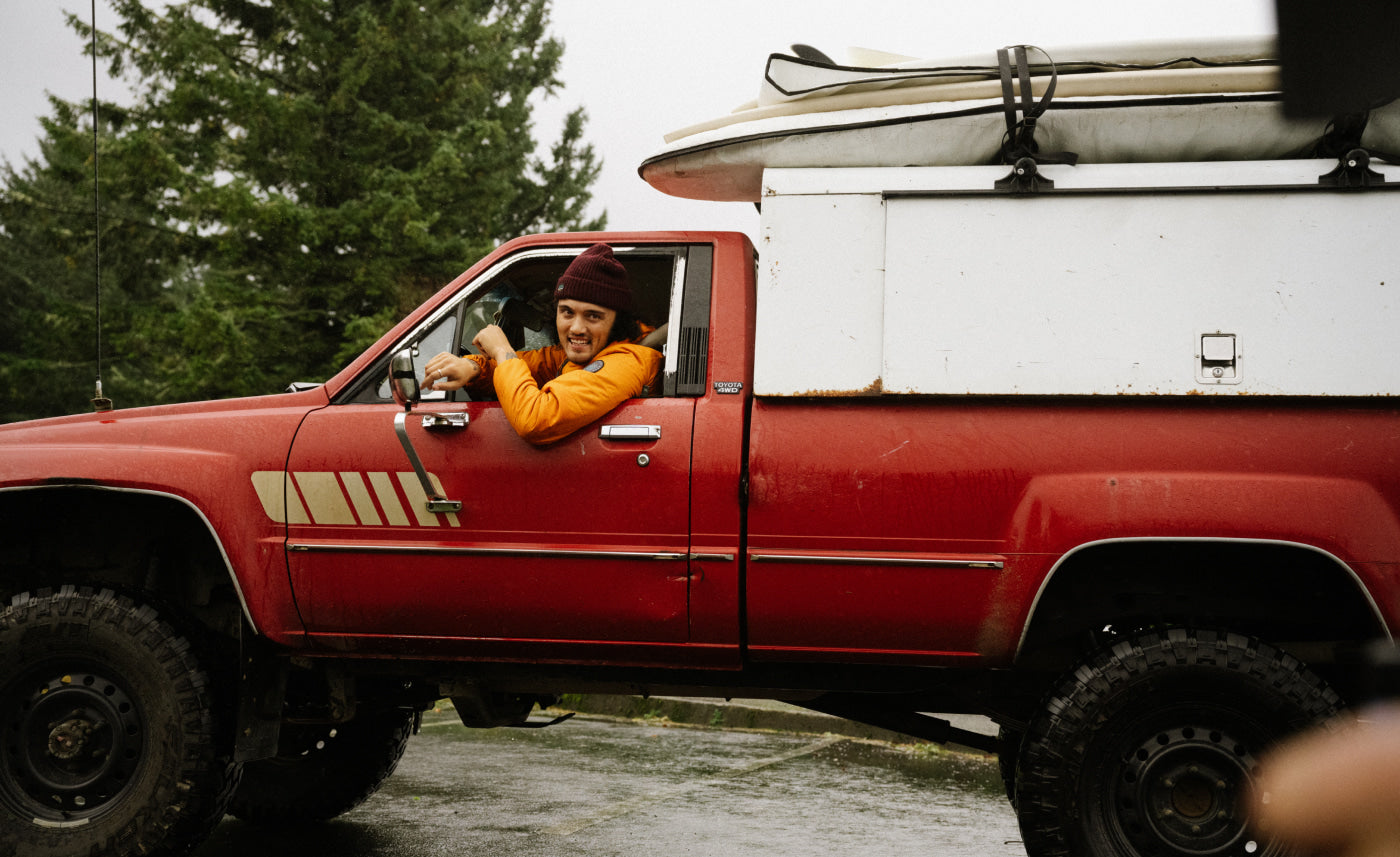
[394,411,463,514]
[388,348,463,514]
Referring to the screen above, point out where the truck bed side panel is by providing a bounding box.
[744,397,1400,664]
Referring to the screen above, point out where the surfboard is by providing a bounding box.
[639,37,1400,202]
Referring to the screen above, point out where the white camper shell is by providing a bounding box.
[753,159,1400,398]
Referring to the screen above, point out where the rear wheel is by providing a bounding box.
[229,707,416,824]
[1015,628,1340,857]
[0,586,238,857]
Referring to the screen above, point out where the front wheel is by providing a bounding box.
[0,586,238,857]
[1014,628,1340,857]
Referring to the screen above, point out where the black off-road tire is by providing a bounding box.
[997,726,1022,807]
[229,707,416,824]
[1014,628,1340,857]
[0,586,240,857]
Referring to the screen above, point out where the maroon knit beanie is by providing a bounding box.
[555,243,632,313]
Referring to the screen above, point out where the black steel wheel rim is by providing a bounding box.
[0,667,145,822]
[1107,720,1266,856]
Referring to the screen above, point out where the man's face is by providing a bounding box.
[556,299,617,365]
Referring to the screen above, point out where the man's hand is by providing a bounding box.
[421,325,516,391]
[422,352,480,391]
[472,324,517,364]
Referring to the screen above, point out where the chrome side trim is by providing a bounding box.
[748,553,1003,570]
[689,553,735,562]
[288,543,686,561]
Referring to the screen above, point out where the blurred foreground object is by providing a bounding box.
[1277,0,1400,116]
[1254,701,1400,857]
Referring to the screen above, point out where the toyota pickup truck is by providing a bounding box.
[5,151,1400,857]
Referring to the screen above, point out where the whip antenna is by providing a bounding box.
[90,0,111,412]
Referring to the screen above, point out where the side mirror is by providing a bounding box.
[389,350,420,410]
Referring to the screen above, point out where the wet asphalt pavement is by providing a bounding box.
[197,709,1027,856]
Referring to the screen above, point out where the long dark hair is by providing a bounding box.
[607,310,642,344]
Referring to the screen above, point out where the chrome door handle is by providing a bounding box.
[599,425,661,440]
[422,412,468,430]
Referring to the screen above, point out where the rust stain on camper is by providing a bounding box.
[791,378,885,397]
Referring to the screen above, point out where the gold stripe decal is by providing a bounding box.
[293,472,356,525]
[340,471,382,525]
[251,471,461,528]
[369,471,411,526]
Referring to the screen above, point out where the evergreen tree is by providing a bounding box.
[0,0,602,421]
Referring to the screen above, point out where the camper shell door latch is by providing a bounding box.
[1197,333,1242,385]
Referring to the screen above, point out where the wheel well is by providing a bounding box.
[1016,540,1387,688]
[0,487,245,643]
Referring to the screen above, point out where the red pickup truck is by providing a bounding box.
[6,89,1400,857]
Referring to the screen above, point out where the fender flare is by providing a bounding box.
[0,483,260,635]
[1014,535,1392,660]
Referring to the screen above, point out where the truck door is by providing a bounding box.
[274,244,711,662]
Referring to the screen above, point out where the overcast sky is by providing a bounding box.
[2,1,1277,242]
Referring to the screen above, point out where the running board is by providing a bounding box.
[793,699,1002,754]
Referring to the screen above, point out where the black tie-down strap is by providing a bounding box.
[995,45,1078,191]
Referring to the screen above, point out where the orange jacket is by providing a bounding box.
[468,341,662,445]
